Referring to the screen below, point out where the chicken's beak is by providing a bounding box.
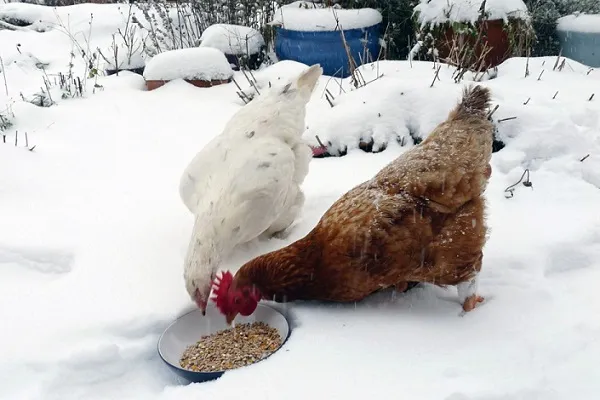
[225,312,238,326]
[193,289,207,315]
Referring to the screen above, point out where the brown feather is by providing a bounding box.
[232,85,494,304]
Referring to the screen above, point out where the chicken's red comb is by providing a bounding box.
[211,270,234,314]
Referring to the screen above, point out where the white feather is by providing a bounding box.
[179,64,323,305]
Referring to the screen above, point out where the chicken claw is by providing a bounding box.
[462,294,484,312]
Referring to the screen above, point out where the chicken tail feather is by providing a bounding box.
[296,64,323,98]
[451,85,491,120]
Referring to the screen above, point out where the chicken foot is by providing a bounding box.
[457,273,484,312]
[394,281,420,293]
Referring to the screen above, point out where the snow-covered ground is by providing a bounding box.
[2,3,600,400]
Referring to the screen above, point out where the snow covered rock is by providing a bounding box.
[143,47,233,89]
[414,0,529,26]
[269,1,382,31]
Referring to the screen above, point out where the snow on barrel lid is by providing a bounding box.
[200,24,265,56]
[143,47,233,82]
[557,13,600,34]
[269,1,382,32]
[414,0,529,26]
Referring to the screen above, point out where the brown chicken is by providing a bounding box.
[212,85,494,324]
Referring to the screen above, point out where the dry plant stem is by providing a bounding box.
[430,65,441,88]
[537,70,544,81]
[588,93,594,101]
[179,322,281,372]
[552,49,563,71]
[0,55,7,96]
[552,91,559,99]
[523,97,531,105]
[315,135,327,149]
[580,154,590,162]
[498,116,517,122]
[487,104,499,119]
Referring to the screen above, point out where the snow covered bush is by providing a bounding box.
[523,0,600,56]
[97,5,148,75]
[134,0,282,56]
[98,32,147,75]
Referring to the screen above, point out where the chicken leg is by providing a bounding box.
[457,273,484,312]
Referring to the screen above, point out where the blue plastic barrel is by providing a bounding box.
[556,29,600,68]
[274,23,382,78]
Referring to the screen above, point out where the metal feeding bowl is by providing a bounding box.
[158,303,290,383]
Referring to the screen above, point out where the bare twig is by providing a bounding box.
[552,49,562,71]
[523,97,531,105]
[315,135,326,149]
[498,116,517,122]
[589,93,595,101]
[430,65,441,88]
[487,104,500,119]
[580,154,590,162]
[324,91,334,108]
[504,169,533,198]
[0,55,7,96]
[537,70,544,80]
[552,91,559,99]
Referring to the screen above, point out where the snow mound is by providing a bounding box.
[414,0,529,26]
[304,57,600,189]
[557,13,600,33]
[143,48,233,81]
[199,24,265,55]
[270,1,382,31]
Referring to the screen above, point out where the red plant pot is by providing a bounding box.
[145,78,232,91]
[439,19,510,68]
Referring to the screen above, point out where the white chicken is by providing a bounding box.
[179,64,323,313]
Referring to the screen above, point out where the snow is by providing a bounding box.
[269,1,382,32]
[2,3,600,400]
[414,0,530,26]
[143,47,233,82]
[199,24,265,56]
[557,13,600,33]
